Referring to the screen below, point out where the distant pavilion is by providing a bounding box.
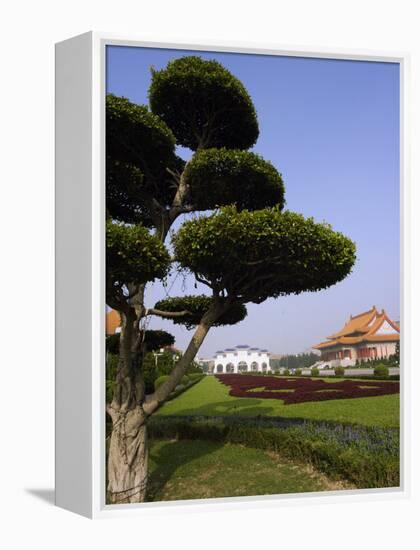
[313,306,399,367]
[213,345,270,374]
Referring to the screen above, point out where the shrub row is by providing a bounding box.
[242,372,399,382]
[148,416,399,489]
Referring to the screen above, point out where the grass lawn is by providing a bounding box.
[157,375,399,428]
[146,438,350,502]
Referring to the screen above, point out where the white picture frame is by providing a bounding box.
[55,31,410,519]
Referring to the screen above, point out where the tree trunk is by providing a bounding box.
[107,406,148,504]
[107,305,149,504]
[107,299,229,503]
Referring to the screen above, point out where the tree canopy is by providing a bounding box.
[106,94,184,225]
[106,221,170,290]
[173,206,356,304]
[184,148,285,211]
[106,329,175,355]
[154,295,247,330]
[106,94,176,168]
[149,56,259,150]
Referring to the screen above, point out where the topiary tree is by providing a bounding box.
[105,55,356,504]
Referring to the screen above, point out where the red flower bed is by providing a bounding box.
[215,374,399,405]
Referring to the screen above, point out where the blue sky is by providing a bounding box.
[106,46,400,358]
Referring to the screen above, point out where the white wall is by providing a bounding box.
[214,349,270,373]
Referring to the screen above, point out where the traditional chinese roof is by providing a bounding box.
[313,306,400,350]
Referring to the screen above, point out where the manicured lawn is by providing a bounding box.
[156,375,399,428]
[147,438,348,502]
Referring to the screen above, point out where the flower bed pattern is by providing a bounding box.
[215,374,399,405]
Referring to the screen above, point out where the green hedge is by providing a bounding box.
[148,416,399,489]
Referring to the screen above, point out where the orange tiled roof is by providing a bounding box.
[328,306,378,338]
[106,309,121,335]
[365,334,400,343]
[313,307,399,350]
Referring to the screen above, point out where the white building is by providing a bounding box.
[213,345,270,374]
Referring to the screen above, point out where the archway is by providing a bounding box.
[226,362,235,373]
[262,362,268,371]
[251,361,258,372]
[238,361,248,373]
[216,364,224,373]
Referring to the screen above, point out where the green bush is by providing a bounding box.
[154,375,170,390]
[311,367,320,376]
[334,366,345,377]
[295,368,302,376]
[283,369,290,376]
[374,364,389,377]
[181,375,189,386]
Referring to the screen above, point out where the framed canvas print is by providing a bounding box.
[55,32,409,518]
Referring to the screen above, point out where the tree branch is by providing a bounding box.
[144,300,226,415]
[194,273,214,289]
[145,307,192,319]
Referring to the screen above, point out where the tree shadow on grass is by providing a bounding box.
[146,438,223,502]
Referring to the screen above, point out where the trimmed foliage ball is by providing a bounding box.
[106,94,176,166]
[185,148,285,211]
[106,221,170,286]
[173,206,356,304]
[154,295,247,330]
[149,56,259,150]
[106,95,182,223]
